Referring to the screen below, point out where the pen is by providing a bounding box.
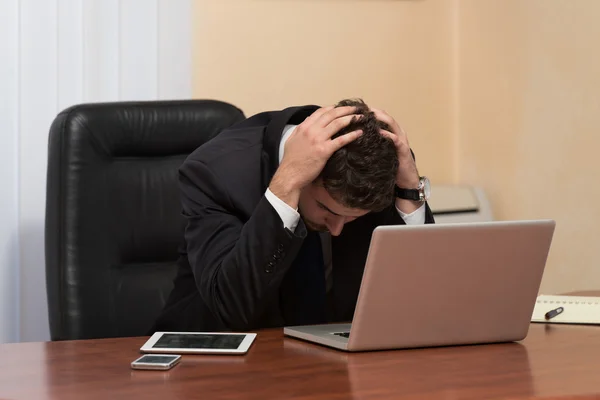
[544,306,564,320]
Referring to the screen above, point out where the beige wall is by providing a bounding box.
[192,0,457,184]
[459,1,600,293]
[193,1,600,294]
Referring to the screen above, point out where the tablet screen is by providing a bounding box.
[153,333,245,350]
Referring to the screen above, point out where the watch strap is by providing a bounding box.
[394,186,421,201]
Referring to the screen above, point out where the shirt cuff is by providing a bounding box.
[396,203,426,225]
[265,188,301,232]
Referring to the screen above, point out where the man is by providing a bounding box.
[153,99,435,332]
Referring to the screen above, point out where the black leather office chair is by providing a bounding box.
[45,100,245,340]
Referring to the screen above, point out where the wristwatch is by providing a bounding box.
[394,176,431,202]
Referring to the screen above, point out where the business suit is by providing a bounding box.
[153,105,435,332]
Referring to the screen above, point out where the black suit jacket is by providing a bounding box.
[153,105,435,332]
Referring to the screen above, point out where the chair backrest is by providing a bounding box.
[45,100,245,340]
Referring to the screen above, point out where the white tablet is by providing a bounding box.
[140,331,257,355]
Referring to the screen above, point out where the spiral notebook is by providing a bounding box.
[531,295,600,325]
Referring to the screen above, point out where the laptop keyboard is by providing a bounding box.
[333,332,350,338]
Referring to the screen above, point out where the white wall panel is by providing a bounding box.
[120,0,159,100]
[58,0,84,110]
[158,0,192,99]
[19,0,58,343]
[83,0,120,102]
[1,0,192,343]
[0,0,21,344]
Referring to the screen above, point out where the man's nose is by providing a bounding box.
[327,216,346,237]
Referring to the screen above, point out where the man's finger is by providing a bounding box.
[328,129,363,152]
[322,114,361,138]
[316,106,358,128]
[304,105,334,125]
[380,129,399,144]
[372,108,393,124]
[382,128,410,149]
[372,108,400,133]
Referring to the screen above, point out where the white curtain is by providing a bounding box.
[0,0,192,343]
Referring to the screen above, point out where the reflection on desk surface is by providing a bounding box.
[283,323,600,399]
[526,324,600,398]
[1,324,600,400]
[284,336,533,399]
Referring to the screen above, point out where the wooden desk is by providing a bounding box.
[1,324,599,400]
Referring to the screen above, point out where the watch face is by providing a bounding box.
[421,177,431,200]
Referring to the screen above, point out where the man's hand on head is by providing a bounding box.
[373,108,423,214]
[269,106,363,210]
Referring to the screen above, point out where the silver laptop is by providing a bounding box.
[284,220,556,351]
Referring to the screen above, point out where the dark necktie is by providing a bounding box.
[282,230,327,326]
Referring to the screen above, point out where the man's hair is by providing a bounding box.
[319,98,398,212]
